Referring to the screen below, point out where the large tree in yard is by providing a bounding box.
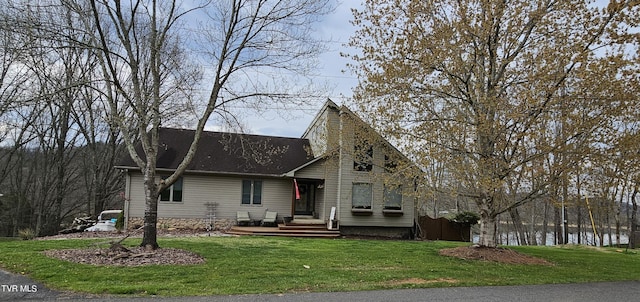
[347,0,640,247]
[83,0,331,249]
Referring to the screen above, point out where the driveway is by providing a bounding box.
[1,268,638,301]
[0,268,65,301]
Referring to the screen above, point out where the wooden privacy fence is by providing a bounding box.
[630,231,640,249]
[418,216,471,242]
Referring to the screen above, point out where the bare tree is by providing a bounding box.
[78,0,332,248]
[0,1,128,236]
[0,1,38,179]
[73,92,126,218]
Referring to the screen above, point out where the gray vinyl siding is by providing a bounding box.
[303,103,341,157]
[299,104,341,221]
[293,157,339,220]
[303,110,329,156]
[339,179,415,227]
[124,101,416,229]
[126,173,293,221]
[300,102,415,227]
[294,159,330,179]
[336,112,415,228]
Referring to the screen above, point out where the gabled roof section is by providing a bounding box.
[300,98,415,169]
[117,128,315,176]
[337,101,419,173]
[301,98,339,139]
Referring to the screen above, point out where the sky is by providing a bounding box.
[242,0,618,139]
[237,1,359,138]
[185,0,620,139]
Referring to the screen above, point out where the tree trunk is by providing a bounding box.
[542,199,549,245]
[576,173,582,244]
[529,201,538,246]
[509,208,528,245]
[141,172,160,249]
[630,187,638,249]
[562,178,569,244]
[577,200,583,245]
[554,205,562,245]
[615,192,623,248]
[606,211,612,247]
[478,207,497,247]
[479,219,497,247]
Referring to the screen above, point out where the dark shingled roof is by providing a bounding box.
[118,128,315,176]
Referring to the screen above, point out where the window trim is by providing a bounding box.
[241,179,263,206]
[383,184,403,216]
[383,184,403,210]
[351,182,373,215]
[159,176,183,203]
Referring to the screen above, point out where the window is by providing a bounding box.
[384,154,398,172]
[160,177,183,202]
[354,141,373,172]
[352,183,372,209]
[242,180,262,205]
[383,185,402,210]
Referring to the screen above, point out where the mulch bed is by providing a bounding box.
[36,229,229,240]
[39,230,213,267]
[43,246,205,267]
[439,245,553,265]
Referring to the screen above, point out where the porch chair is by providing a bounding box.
[262,211,278,227]
[236,211,251,226]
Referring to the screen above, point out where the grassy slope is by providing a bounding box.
[0,237,638,296]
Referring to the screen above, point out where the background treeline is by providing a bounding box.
[0,1,127,236]
[421,156,640,247]
[0,142,124,237]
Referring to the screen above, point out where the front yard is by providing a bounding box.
[0,236,638,296]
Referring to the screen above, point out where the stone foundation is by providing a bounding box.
[127,217,235,232]
[340,226,413,239]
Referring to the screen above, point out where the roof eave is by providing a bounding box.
[116,166,287,178]
[283,156,325,177]
[301,98,339,138]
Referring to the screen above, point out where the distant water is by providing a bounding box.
[473,232,630,246]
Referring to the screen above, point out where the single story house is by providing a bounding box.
[117,100,418,238]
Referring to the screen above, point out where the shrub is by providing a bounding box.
[451,211,480,226]
[115,211,125,232]
[18,228,36,240]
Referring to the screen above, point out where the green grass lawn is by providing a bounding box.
[0,236,638,296]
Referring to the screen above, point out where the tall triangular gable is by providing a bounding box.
[301,99,414,172]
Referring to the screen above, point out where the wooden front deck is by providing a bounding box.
[228,219,340,238]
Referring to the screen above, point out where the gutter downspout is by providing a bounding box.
[124,170,131,229]
[336,110,345,225]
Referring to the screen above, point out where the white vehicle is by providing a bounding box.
[85,210,123,232]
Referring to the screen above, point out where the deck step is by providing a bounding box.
[228,226,340,238]
[278,224,327,230]
[227,231,340,238]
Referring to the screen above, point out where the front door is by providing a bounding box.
[294,182,315,216]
